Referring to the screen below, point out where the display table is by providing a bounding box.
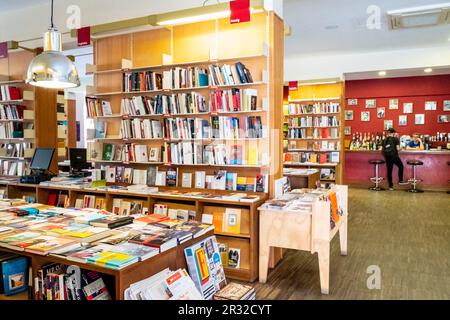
[345,150,450,191]
[258,185,348,294]
[0,231,213,300]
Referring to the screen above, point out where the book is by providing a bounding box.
[89,215,134,229]
[1,256,28,296]
[111,242,159,261]
[129,230,178,253]
[195,171,206,189]
[25,236,76,255]
[166,167,178,187]
[181,172,193,188]
[67,244,114,263]
[184,236,227,300]
[95,121,107,139]
[228,248,241,268]
[213,282,255,300]
[222,208,241,234]
[87,251,139,270]
[212,211,224,233]
[135,214,169,224]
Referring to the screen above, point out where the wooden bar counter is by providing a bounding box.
[344,149,450,191]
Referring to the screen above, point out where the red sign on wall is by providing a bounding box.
[230,0,251,24]
[0,42,8,59]
[77,26,91,47]
[289,81,299,91]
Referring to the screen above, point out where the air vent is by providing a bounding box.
[387,3,450,29]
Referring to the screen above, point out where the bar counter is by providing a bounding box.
[344,149,450,190]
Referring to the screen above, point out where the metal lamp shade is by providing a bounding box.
[26,51,80,89]
[26,29,80,89]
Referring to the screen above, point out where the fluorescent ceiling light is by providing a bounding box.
[157,8,263,26]
[378,71,387,76]
[424,68,433,73]
[388,3,450,29]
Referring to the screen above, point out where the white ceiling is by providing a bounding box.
[0,0,49,12]
[284,0,450,56]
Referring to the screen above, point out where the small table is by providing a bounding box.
[258,185,348,294]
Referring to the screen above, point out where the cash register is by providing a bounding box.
[20,148,56,184]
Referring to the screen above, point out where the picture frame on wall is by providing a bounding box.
[389,99,399,110]
[399,115,407,126]
[415,114,425,125]
[344,126,351,135]
[384,120,393,130]
[424,101,437,111]
[345,110,354,121]
[361,111,370,122]
[438,115,449,123]
[444,100,450,111]
[347,99,358,106]
[403,102,413,114]
[377,107,385,119]
[365,99,376,108]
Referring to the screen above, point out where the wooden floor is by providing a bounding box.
[253,188,450,300]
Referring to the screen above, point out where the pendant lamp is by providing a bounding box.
[26,0,80,89]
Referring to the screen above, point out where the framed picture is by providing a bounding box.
[377,107,385,119]
[389,99,399,110]
[438,115,449,123]
[347,99,358,106]
[365,99,376,108]
[403,103,413,114]
[444,100,450,111]
[384,120,393,130]
[399,115,407,126]
[425,101,437,111]
[344,126,351,135]
[345,110,354,121]
[415,114,425,125]
[361,111,370,122]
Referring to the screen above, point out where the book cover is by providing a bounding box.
[1,256,28,296]
[222,209,241,234]
[184,236,227,300]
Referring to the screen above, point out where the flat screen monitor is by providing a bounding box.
[30,148,55,171]
[69,148,87,173]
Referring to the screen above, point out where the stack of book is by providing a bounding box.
[213,282,256,300]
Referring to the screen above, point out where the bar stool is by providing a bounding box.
[447,162,450,194]
[407,160,424,193]
[369,159,385,191]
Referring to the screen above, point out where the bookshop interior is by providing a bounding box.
[0,0,449,302]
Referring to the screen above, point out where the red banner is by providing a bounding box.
[230,0,250,24]
[0,42,8,59]
[77,26,91,47]
[289,81,299,91]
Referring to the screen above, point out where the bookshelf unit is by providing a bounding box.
[86,11,282,282]
[56,91,68,159]
[283,82,345,184]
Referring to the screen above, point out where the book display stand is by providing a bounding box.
[258,185,348,294]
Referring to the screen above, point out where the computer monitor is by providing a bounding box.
[69,148,88,176]
[30,148,55,172]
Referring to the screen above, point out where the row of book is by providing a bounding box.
[0,122,26,139]
[288,115,340,128]
[0,105,25,120]
[0,160,29,176]
[34,263,111,300]
[284,151,340,164]
[287,102,340,115]
[210,88,258,112]
[88,142,161,163]
[121,93,208,116]
[0,85,21,102]
[164,142,259,166]
[287,127,340,139]
[287,140,340,152]
[85,98,112,118]
[0,143,33,158]
[120,119,163,140]
[209,62,254,86]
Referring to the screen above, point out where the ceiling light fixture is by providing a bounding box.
[26,0,80,89]
[378,71,387,76]
[424,68,433,73]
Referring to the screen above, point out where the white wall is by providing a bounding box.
[284,45,450,81]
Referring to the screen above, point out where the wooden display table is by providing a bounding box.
[258,185,348,294]
[0,231,213,300]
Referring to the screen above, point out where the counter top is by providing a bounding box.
[345,149,450,155]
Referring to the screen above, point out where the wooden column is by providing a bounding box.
[66,99,77,148]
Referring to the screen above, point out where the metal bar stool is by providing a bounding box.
[407,160,424,193]
[369,159,385,191]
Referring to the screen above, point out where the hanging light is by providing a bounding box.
[26,0,80,89]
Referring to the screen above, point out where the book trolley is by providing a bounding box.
[258,185,348,294]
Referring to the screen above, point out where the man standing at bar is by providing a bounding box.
[382,128,408,191]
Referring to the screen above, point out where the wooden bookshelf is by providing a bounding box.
[283,83,345,184]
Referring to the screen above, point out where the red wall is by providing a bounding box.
[345,75,450,136]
